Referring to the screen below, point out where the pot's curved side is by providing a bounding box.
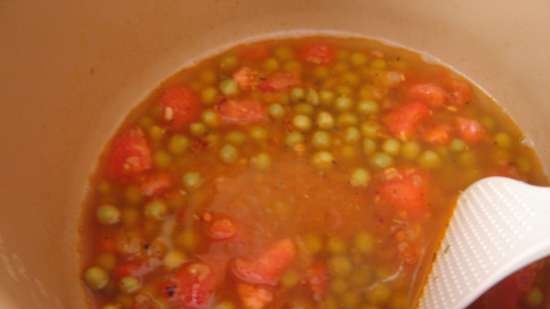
[0,1,549,308]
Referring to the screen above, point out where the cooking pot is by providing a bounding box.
[1,1,549,308]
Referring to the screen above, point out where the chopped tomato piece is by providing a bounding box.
[231,238,296,286]
[422,123,452,145]
[237,283,274,309]
[456,117,487,143]
[140,172,173,197]
[258,72,301,92]
[375,168,430,219]
[407,83,447,108]
[446,78,472,106]
[382,101,430,139]
[114,259,161,279]
[238,44,270,62]
[160,262,216,309]
[207,218,237,240]
[299,43,336,65]
[307,261,328,301]
[159,86,201,130]
[217,99,267,125]
[233,67,260,91]
[105,127,152,183]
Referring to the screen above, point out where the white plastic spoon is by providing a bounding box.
[419,176,550,309]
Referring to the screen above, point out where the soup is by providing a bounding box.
[80,36,548,309]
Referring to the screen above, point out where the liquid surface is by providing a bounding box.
[80,36,548,309]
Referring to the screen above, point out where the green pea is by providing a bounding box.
[291,87,306,101]
[189,122,207,136]
[306,89,320,105]
[285,131,304,147]
[168,134,190,155]
[214,301,236,309]
[268,103,285,119]
[329,255,352,276]
[148,125,165,142]
[382,138,401,156]
[316,111,335,129]
[163,250,187,270]
[357,100,379,115]
[220,144,239,163]
[525,287,543,306]
[327,237,346,254]
[182,171,204,189]
[263,58,279,71]
[481,116,495,130]
[311,151,335,169]
[96,205,120,225]
[370,58,387,70]
[363,138,377,155]
[312,131,332,149]
[353,231,374,254]
[219,54,238,71]
[274,46,294,60]
[251,153,271,170]
[342,72,360,86]
[175,229,198,251]
[361,122,380,138]
[344,127,361,143]
[201,110,220,127]
[119,276,141,294]
[84,266,109,290]
[219,79,239,96]
[96,253,117,270]
[494,132,512,148]
[281,270,300,288]
[350,168,370,187]
[350,52,368,66]
[294,103,314,115]
[335,96,353,111]
[293,114,313,131]
[401,141,421,159]
[313,66,330,80]
[199,70,217,84]
[459,151,476,166]
[201,87,218,105]
[331,278,348,295]
[153,150,172,168]
[302,233,323,255]
[144,200,167,220]
[249,126,268,141]
[419,150,441,168]
[225,130,246,145]
[371,152,394,169]
[337,113,358,126]
[449,138,467,152]
[319,90,335,104]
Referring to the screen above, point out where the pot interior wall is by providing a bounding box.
[1,0,549,308]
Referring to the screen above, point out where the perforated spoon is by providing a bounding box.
[419,176,550,309]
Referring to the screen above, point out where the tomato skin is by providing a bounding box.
[456,117,487,143]
[140,172,173,197]
[159,86,201,130]
[383,101,430,139]
[422,123,452,145]
[160,262,216,309]
[231,238,296,286]
[207,218,237,240]
[233,67,260,91]
[105,127,152,183]
[407,83,447,108]
[258,72,301,92]
[307,261,328,301]
[217,99,267,125]
[238,44,270,62]
[375,168,430,219]
[114,259,161,279]
[299,43,336,65]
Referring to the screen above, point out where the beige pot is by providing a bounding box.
[1,1,549,308]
